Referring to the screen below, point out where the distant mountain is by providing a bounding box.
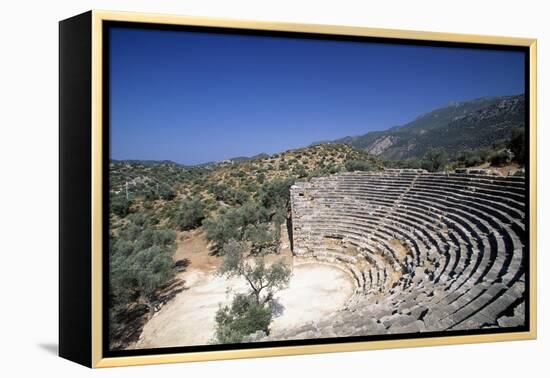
[111,159,184,167]
[323,94,525,160]
[190,153,272,169]
[111,154,273,169]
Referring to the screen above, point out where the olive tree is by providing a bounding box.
[258,178,295,210]
[218,240,291,305]
[177,198,205,230]
[203,201,270,251]
[214,240,291,342]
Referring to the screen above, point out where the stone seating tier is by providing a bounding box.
[286,171,526,336]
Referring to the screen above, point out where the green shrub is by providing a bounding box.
[478,148,491,162]
[214,293,272,343]
[131,245,174,300]
[203,215,242,250]
[292,165,307,178]
[110,193,131,217]
[144,189,158,202]
[158,183,175,200]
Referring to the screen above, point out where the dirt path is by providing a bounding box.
[172,229,219,271]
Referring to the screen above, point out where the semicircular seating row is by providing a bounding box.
[284,169,526,338]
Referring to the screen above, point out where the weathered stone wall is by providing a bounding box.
[290,181,314,256]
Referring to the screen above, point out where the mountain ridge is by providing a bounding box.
[320,94,525,160]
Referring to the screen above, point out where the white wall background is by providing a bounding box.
[0,0,547,376]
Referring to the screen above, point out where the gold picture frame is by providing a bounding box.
[59,9,537,368]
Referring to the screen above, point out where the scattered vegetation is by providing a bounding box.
[385,128,525,172]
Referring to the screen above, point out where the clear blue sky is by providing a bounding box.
[109,27,525,165]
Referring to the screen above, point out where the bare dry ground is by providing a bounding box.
[472,162,522,176]
[131,229,355,349]
[270,264,354,335]
[172,229,219,271]
[132,270,248,348]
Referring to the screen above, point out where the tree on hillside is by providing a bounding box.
[345,159,376,172]
[421,147,448,172]
[177,198,205,231]
[203,201,270,251]
[292,165,308,178]
[259,178,295,210]
[158,183,176,200]
[228,188,249,205]
[110,193,132,217]
[110,221,176,321]
[456,149,483,168]
[256,172,266,184]
[202,213,242,250]
[130,245,174,305]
